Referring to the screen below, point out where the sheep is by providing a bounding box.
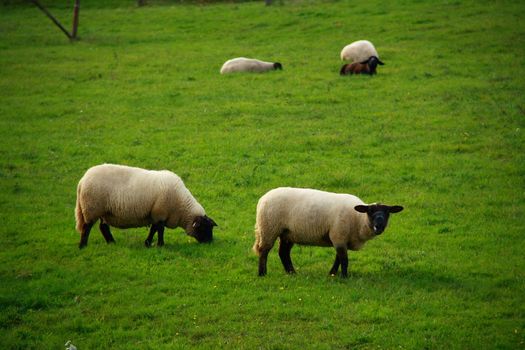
[75,164,217,249]
[340,56,384,75]
[220,57,283,74]
[340,40,380,62]
[253,187,403,277]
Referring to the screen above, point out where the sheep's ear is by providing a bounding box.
[389,205,404,213]
[354,205,369,213]
[377,58,385,65]
[206,216,218,227]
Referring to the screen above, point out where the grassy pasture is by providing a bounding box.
[0,0,524,348]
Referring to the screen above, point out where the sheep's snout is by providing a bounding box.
[373,224,384,235]
[188,229,214,243]
[197,234,213,243]
[371,213,387,235]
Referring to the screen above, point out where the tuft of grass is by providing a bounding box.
[1,0,524,348]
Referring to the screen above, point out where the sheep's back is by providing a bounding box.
[221,58,273,73]
[340,40,379,62]
[257,188,363,245]
[79,164,180,228]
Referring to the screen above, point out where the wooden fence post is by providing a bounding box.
[71,0,80,39]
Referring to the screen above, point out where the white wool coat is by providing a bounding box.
[75,164,205,233]
[220,57,276,74]
[340,40,379,62]
[253,187,374,254]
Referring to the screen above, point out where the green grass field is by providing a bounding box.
[1,0,524,348]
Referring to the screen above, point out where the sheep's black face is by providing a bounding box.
[190,215,217,243]
[370,206,389,234]
[354,204,404,235]
[274,62,283,70]
[367,56,384,75]
[368,59,378,74]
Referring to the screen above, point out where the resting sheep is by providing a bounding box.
[340,40,380,62]
[253,187,403,277]
[340,56,384,76]
[220,57,283,74]
[75,164,217,249]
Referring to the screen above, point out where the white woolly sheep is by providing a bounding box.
[75,164,217,249]
[340,56,384,76]
[340,40,380,62]
[253,187,403,277]
[220,57,283,74]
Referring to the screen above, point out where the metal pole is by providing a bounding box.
[31,0,73,40]
[71,0,80,39]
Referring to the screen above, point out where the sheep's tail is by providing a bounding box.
[75,183,85,233]
[252,224,262,256]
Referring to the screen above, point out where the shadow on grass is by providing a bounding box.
[121,233,230,257]
[331,265,465,292]
[74,234,464,293]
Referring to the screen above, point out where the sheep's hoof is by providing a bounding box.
[144,240,152,248]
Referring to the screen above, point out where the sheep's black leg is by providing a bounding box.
[145,224,157,247]
[99,222,115,244]
[79,221,94,249]
[156,222,165,247]
[278,238,295,274]
[336,246,349,278]
[329,254,340,276]
[258,248,270,277]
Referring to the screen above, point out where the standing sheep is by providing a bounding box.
[253,187,403,277]
[220,57,283,74]
[75,164,217,249]
[340,56,384,75]
[340,40,380,62]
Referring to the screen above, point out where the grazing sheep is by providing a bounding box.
[253,187,403,277]
[340,40,380,62]
[340,56,384,75]
[220,57,283,74]
[75,164,217,249]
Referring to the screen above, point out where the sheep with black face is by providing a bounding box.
[75,164,217,249]
[253,187,403,277]
[340,40,380,62]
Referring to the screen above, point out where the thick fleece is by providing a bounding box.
[253,187,374,255]
[220,57,281,74]
[340,40,379,62]
[75,164,205,234]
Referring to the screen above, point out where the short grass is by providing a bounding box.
[1,0,524,348]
